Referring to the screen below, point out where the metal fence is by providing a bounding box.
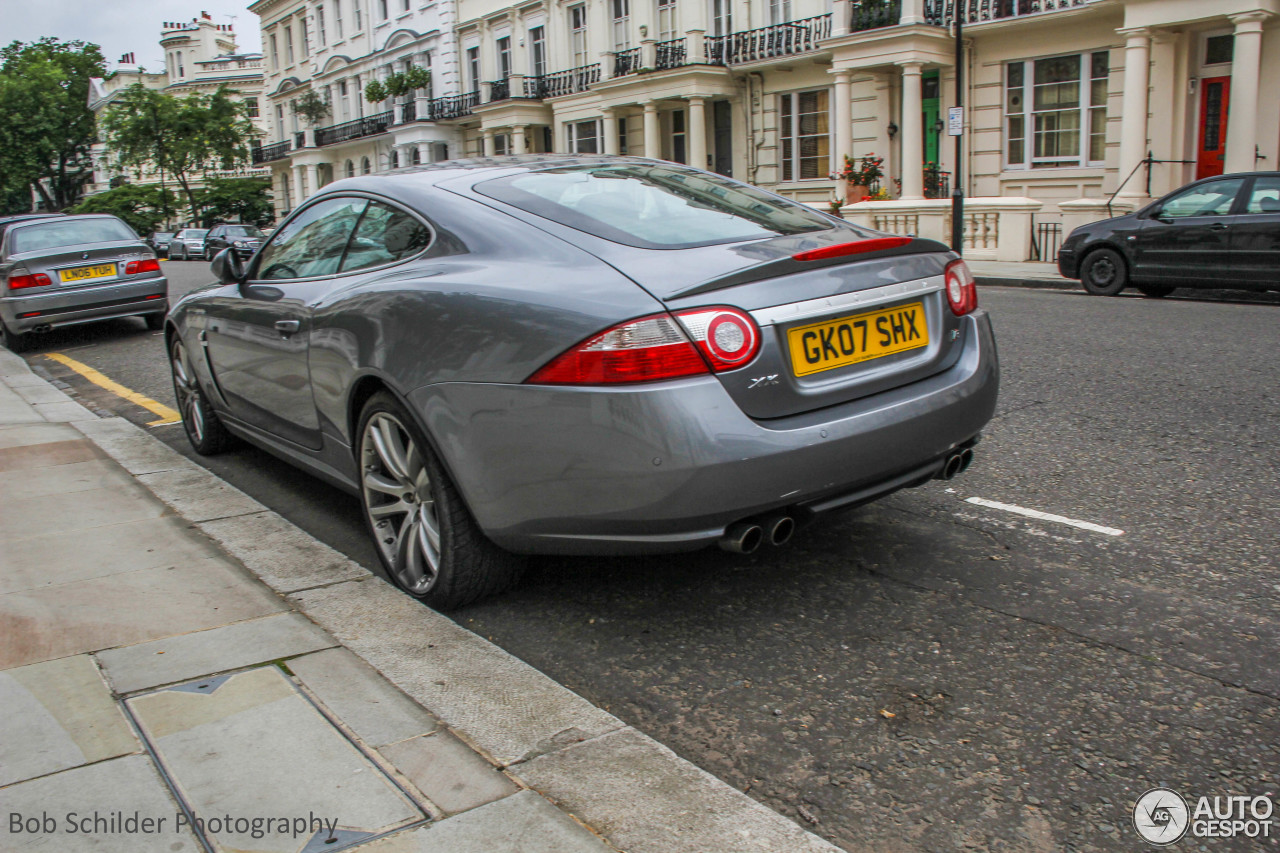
[1031,219,1063,262]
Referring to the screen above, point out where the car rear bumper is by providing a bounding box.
[1057,246,1080,279]
[408,310,999,555]
[1,277,169,333]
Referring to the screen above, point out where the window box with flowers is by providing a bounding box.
[831,154,886,203]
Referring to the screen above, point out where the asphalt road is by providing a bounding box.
[17,260,1280,852]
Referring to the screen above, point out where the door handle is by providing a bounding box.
[1209,223,1229,231]
[274,320,301,334]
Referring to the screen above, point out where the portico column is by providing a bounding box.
[643,101,660,158]
[687,97,707,169]
[602,108,619,154]
[1224,13,1269,173]
[1116,27,1152,201]
[831,70,853,169]
[483,130,496,157]
[416,142,431,164]
[293,165,306,199]
[898,61,925,200]
[513,124,528,154]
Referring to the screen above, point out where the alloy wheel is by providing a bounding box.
[360,412,441,594]
[170,340,205,444]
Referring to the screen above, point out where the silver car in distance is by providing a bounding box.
[167,156,998,609]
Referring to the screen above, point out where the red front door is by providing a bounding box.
[1196,76,1231,179]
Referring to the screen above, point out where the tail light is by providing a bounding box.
[944,258,978,316]
[672,306,761,371]
[527,313,710,385]
[8,272,52,290]
[793,236,912,262]
[125,258,161,275]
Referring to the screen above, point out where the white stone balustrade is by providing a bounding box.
[829,197,1044,261]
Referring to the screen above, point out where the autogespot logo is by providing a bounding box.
[1134,788,1191,846]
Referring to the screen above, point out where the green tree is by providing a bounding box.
[100,84,259,222]
[0,38,106,211]
[195,177,274,227]
[69,183,179,235]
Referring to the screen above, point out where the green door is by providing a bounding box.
[922,70,941,165]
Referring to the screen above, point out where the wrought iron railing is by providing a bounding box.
[613,47,641,77]
[523,76,547,98]
[251,140,291,164]
[401,99,417,123]
[487,78,511,102]
[1031,219,1063,262]
[425,93,478,120]
[851,0,902,31]
[541,64,601,97]
[655,39,687,69]
[294,131,306,149]
[924,166,950,199]
[923,0,1089,25]
[314,111,393,146]
[705,15,831,65]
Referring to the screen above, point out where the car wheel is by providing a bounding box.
[170,336,237,454]
[1080,248,1129,296]
[1,321,30,353]
[1136,283,1174,298]
[357,391,523,610]
[144,313,166,331]
[172,246,184,261]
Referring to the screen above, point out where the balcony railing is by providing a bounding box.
[541,64,601,98]
[613,47,641,77]
[487,77,511,102]
[655,39,687,69]
[425,93,478,120]
[314,111,393,146]
[923,0,1090,25]
[401,99,417,122]
[924,167,951,199]
[251,139,291,164]
[294,131,306,150]
[851,0,902,31]
[705,15,832,65]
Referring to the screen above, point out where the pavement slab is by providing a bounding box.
[355,790,611,853]
[97,612,337,694]
[288,647,439,748]
[198,510,371,594]
[517,727,843,853]
[0,475,165,540]
[0,654,140,786]
[0,516,224,595]
[135,465,267,523]
[0,753,203,852]
[71,416,191,475]
[128,666,425,853]
[0,420,83,449]
[0,383,44,425]
[379,731,519,816]
[0,437,102,473]
[31,399,97,422]
[290,577,624,766]
[0,557,284,669]
[0,457,134,498]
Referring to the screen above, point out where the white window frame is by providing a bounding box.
[317,7,327,45]
[285,26,295,64]
[613,0,631,51]
[335,1,344,40]
[769,0,791,25]
[1004,51,1109,170]
[529,26,547,77]
[657,0,678,42]
[497,36,513,78]
[710,0,732,37]
[567,119,601,154]
[466,46,481,92]
[270,34,280,69]
[569,5,589,68]
[777,88,830,182]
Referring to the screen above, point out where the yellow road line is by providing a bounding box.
[44,352,181,427]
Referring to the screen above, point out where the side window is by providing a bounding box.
[1159,178,1245,219]
[340,201,432,273]
[1245,177,1280,214]
[254,197,368,280]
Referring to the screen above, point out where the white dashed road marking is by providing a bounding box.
[964,497,1125,537]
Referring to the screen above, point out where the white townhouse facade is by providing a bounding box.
[262,0,1280,259]
[86,15,269,199]
[250,0,468,218]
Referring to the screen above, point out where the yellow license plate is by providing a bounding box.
[788,302,928,377]
[59,263,117,283]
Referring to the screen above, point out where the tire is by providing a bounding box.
[356,391,523,610]
[1136,283,1174,298]
[144,312,166,331]
[172,245,184,261]
[1080,248,1129,296]
[169,335,237,454]
[1,321,30,353]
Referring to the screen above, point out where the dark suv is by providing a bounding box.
[203,224,267,260]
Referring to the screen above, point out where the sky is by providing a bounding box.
[0,1,263,72]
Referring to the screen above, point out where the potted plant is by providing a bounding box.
[830,153,885,203]
[291,90,332,127]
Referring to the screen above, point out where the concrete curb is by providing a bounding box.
[975,275,1077,291]
[0,346,844,853]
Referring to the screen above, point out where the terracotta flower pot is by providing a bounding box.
[845,182,870,203]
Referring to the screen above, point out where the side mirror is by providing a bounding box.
[210,247,246,284]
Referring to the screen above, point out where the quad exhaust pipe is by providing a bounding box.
[719,513,795,553]
[934,447,975,481]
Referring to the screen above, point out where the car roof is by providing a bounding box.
[321,154,668,192]
[0,213,65,225]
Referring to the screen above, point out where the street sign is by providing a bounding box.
[948,107,964,136]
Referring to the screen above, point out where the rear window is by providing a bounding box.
[181,230,208,239]
[9,218,137,254]
[226,226,265,237]
[475,163,833,249]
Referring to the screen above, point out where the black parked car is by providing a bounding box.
[202,224,267,260]
[146,232,175,257]
[1059,171,1280,296]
